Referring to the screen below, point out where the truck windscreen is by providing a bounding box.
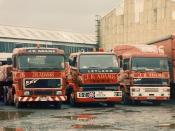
[132,57,169,71]
[17,55,64,70]
[79,54,118,69]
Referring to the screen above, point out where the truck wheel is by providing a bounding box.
[152,101,161,106]
[66,92,70,104]
[106,102,115,107]
[8,88,14,105]
[133,100,141,105]
[3,86,8,105]
[70,92,77,107]
[3,93,8,105]
[14,94,22,108]
[54,102,61,109]
[15,101,22,108]
[122,90,132,105]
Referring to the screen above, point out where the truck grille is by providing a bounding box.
[24,79,62,88]
[145,88,159,92]
[81,84,119,91]
[133,78,168,86]
[33,90,53,95]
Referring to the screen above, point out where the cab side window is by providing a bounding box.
[118,56,123,68]
[123,59,130,70]
[12,56,17,68]
[69,56,77,67]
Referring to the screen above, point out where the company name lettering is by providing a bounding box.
[133,72,169,78]
[83,74,117,81]
[87,69,113,73]
[32,72,54,78]
[27,49,56,53]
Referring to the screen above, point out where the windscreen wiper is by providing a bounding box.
[88,66,99,68]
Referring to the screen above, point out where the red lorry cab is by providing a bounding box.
[66,51,122,107]
[1,47,67,108]
[114,44,170,105]
[146,35,175,98]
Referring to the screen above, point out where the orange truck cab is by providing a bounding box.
[66,51,122,107]
[3,47,67,108]
[114,45,170,105]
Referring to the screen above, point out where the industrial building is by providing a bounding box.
[0,25,96,59]
[100,0,175,50]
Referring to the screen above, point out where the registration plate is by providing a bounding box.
[148,96,156,100]
[40,97,47,101]
[95,91,106,98]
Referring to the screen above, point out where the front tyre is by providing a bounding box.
[14,94,22,108]
[152,101,161,106]
[122,89,132,105]
[106,102,115,107]
[54,102,61,109]
[70,92,75,106]
[133,100,141,105]
[3,86,8,105]
[70,91,79,107]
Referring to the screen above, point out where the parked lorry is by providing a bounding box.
[113,44,170,105]
[146,35,175,98]
[0,53,12,100]
[0,65,12,101]
[66,51,122,107]
[0,47,67,108]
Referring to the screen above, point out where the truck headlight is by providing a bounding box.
[24,91,30,96]
[132,88,140,92]
[163,88,170,92]
[56,91,62,95]
[162,82,168,86]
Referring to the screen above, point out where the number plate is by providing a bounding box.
[148,96,156,100]
[40,97,47,101]
[95,91,106,98]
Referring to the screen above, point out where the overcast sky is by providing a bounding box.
[0,0,121,34]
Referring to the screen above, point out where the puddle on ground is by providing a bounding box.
[156,123,175,129]
[84,106,122,112]
[71,124,123,130]
[51,114,96,121]
[0,111,33,120]
[122,109,141,113]
[0,127,24,131]
[84,108,107,112]
[72,124,111,129]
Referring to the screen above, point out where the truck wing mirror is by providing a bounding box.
[7,58,12,65]
[69,59,73,66]
[116,68,120,73]
[123,64,127,70]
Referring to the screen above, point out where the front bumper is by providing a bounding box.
[131,96,169,101]
[76,91,122,103]
[130,86,170,101]
[18,96,67,102]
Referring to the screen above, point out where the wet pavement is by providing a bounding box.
[0,102,175,131]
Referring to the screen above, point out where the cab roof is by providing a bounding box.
[70,51,115,57]
[113,44,167,58]
[13,47,64,55]
[121,52,167,58]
